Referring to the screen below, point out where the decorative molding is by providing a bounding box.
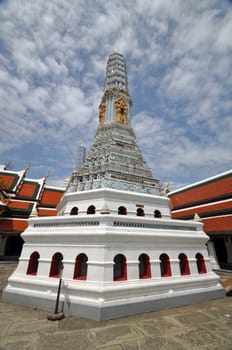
[34,221,100,228]
[113,221,197,231]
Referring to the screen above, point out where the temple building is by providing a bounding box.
[168,170,232,273]
[0,165,65,260]
[3,52,225,321]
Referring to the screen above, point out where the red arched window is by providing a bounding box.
[179,253,190,275]
[87,205,96,214]
[73,253,88,280]
[196,253,207,274]
[154,210,162,218]
[118,206,127,215]
[70,207,78,215]
[49,253,63,278]
[160,253,172,277]
[113,254,127,281]
[26,251,40,275]
[139,253,151,279]
[136,208,145,217]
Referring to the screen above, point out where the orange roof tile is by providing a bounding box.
[8,200,33,211]
[203,215,232,234]
[169,175,232,209]
[39,188,64,207]
[37,208,58,216]
[17,181,41,200]
[171,199,232,220]
[0,173,20,192]
[0,218,28,233]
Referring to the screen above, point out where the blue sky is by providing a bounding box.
[0,0,231,190]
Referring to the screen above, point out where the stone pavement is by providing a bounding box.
[0,264,232,350]
[0,294,232,350]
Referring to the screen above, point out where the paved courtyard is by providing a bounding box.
[0,293,232,350]
[0,264,232,350]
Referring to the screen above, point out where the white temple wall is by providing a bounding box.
[58,189,171,219]
[4,217,224,321]
[3,197,221,319]
[17,232,211,284]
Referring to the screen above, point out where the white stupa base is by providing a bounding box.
[3,274,224,320]
[3,189,225,320]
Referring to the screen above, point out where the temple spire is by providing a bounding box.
[104,52,129,93]
[99,52,132,126]
[68,52,163,195]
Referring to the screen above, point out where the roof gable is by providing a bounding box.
[0,170,25,192]
[17,179,44,200]
[39,187,64,207]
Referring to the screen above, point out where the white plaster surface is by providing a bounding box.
[3,189,225,320]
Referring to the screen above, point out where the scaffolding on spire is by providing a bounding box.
[73,142,86,174]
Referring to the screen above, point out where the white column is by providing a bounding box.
[111,96,115,122]
[87,260,114,282]
[127,260,139,280]
[225,237,232,264]
[189,258,198,275]
[62,260,74,279]
[207,240,220,270]
[0,236,7,256]
[37,258,51,277]
[150,259,161,278]
[170,259,180,277]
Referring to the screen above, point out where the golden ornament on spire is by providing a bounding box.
[115,98,128,124]
[99,101,106,124]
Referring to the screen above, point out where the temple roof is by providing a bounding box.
[0,167,65,234]
[0,169,26,193]
[39,187,64,208]
[17,178,45,201]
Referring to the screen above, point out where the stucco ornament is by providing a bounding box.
[115,98,128,124]
[99,102,106,124]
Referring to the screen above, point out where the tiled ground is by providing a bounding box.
[1,264,231,350]
[0,296,232,350]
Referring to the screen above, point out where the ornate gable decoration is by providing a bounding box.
[0,179,11,215]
